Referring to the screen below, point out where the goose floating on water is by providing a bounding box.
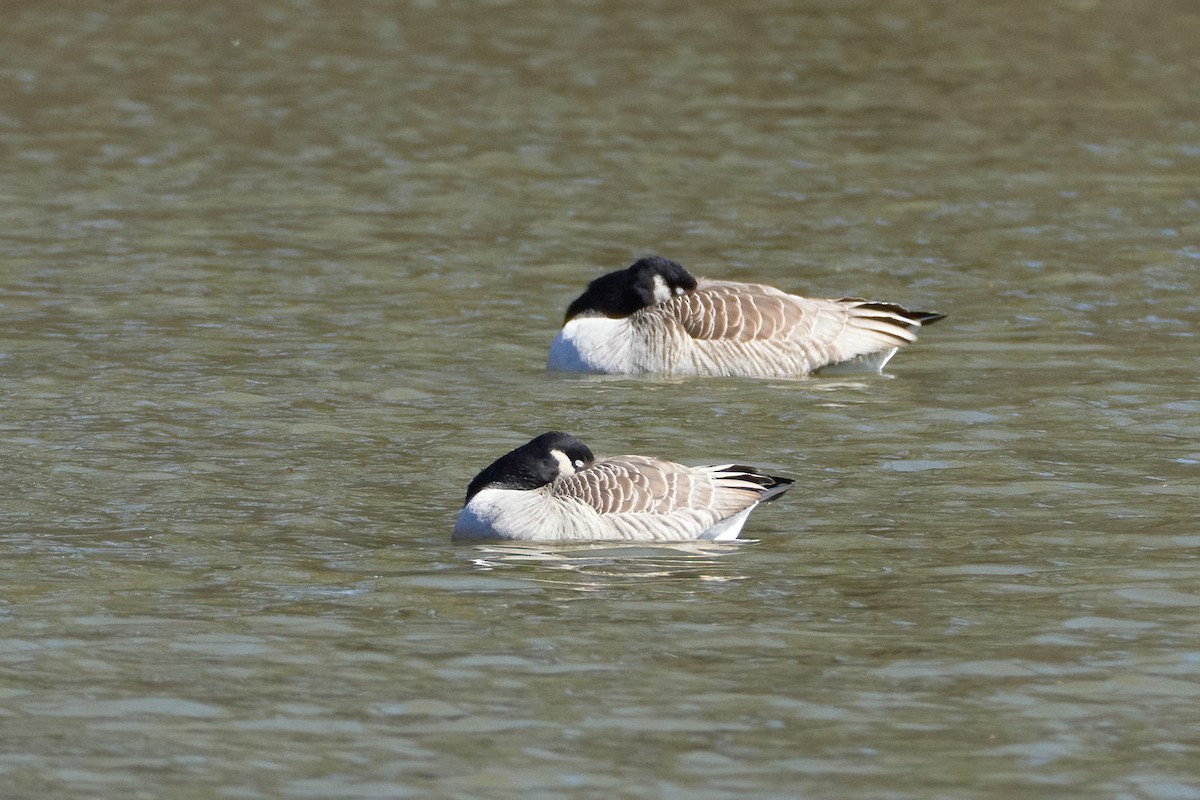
[452,431,793,542]
[547,256,944,377]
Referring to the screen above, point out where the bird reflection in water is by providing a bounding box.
[465,540,753,587]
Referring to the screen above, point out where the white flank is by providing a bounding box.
[814,347,900,375]
[700,507,755,541]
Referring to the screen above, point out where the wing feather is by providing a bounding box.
[647,279,941,375]
[554,456,715,516]
[554,456,779,518]
[671,281,803,342]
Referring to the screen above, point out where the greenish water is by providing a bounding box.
[3,1,1199,798]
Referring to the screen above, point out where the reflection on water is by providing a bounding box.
[3,0,1200,798]
[467,541,752,586]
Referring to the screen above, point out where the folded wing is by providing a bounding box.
[554,456,777,519]
[672,281,808,341]
[665,279,942,371]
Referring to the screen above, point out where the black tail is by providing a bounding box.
[845,300,946,333]
[910,310,947,326]
[727,466,795,503]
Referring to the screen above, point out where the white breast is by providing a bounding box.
[547,317,637,373]
[453,488,546,541]
[453,486,605,541]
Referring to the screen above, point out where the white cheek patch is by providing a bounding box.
[550,449,576,477]
[652,274,673,305]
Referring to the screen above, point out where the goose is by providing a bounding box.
[452,431,793,542]
[547,255,945,377]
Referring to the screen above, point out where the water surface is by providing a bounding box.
[3,1,1199,798]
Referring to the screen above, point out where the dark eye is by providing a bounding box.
[574,459,585,469]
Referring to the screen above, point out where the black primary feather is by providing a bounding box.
[723,465,795,502]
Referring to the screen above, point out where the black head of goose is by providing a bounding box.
[452,431,793,542]
[547,256,944,377]
[462,431,595,503]
[561,255,698,322]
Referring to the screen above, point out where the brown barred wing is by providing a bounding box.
[553,456,721,516]
[669,281,813,342]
